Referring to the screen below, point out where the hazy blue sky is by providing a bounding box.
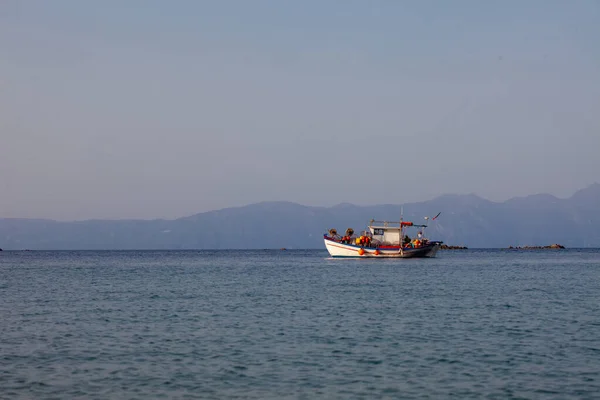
[1,1,599,220]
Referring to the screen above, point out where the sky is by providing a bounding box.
[1,1,599,220]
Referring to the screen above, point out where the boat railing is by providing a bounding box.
[368,220,428,229]
[369,220,402,228]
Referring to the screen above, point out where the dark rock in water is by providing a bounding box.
[440,244,468,250]
[508,244,565,249]
[0,248,3,251]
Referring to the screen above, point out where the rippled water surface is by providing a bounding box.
[1,249,600,399]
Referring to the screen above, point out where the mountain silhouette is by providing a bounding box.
[1,184,599,249]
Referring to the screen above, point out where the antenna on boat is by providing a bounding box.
[400,205,404,222]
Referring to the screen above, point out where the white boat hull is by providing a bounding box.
[324,237,440,258]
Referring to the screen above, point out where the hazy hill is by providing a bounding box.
[1,184,599,250]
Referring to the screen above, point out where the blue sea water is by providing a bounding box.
[1,249,600,399]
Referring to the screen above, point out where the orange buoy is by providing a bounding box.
[358,248,365,256]
[374,249,380,256]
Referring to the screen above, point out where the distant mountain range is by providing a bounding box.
[2,183,600,250]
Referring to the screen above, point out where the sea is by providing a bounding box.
[1,249,600,399]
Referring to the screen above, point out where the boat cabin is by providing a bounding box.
[368,220,421,246]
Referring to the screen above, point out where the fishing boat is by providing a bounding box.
[324,214,442,258]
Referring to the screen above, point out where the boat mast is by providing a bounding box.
[399,205,404,255]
